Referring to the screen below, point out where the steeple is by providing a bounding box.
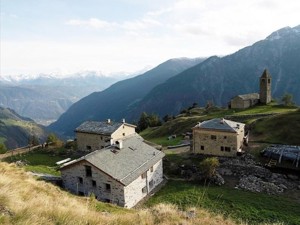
[259,69,272,104]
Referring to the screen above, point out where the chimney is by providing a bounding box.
[107,119,111,124]
[220,118,225,124]
[122,118,125,123]
[116,140,123,149]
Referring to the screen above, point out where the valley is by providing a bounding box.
[1,103,299,224]
[1,24,300,225]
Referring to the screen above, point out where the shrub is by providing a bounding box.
[199,157,219,178]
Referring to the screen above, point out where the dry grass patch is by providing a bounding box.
[0,162,237,225]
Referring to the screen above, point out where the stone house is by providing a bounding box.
[60,133,165,208]
[230,93,260,109]
[75,119,136,152]
[230,69,272,109]
[192,118,246,157]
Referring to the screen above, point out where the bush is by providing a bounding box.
[0,143,7,154]
[199,157,219,178]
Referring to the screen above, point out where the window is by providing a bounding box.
[142,186,147,193]
[141,172,147,179]
[201,145,204,150]
[105,183,111,192]
[149,180,154,189]
[123,133,125,136]
[78,191,84,196]
[268,79,271,84]
[86,145,92,150]
[261,78,265,83]
[104,198,111,203]
[150,166,154,172]
[220,146,224,151]
[85,165,92,177]
[92,180,96,187]
[101,136,103,140]
[78,177,83,184]
[211,135,217,140]
[225,147,231,152]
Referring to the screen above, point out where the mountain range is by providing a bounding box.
[0,107,48,149]
[0,72,119,125]
[48,25,300,137]
[48,58,205,136]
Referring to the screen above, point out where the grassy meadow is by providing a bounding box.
[0,162,238,225]
[146,180,300,225]
[2,148,70,176]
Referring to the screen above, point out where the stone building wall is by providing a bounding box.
[123,159,163,208]
[193,128,245,157]
[76,132,110,152]
[76,124,136,152]
[111,124,136,141]
[61,161,126,206]
[231,97,248,109]
[61,159,164,208]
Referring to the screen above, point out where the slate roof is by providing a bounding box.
[236,93,259,100]
[75,121,135,135]
[194,118,245,133]
[61,133,165,186]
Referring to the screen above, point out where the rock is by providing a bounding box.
[278,184,288,190]
[211,172,225,186]
[218,168,233,176]
[287,174,299,181]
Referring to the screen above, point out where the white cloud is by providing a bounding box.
[2,0,300,77]
[66,18,115,29]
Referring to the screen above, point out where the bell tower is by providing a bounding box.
[259,69,272,104]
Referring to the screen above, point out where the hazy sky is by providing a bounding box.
[1,0,300,77]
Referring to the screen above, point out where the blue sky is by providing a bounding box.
[1,0,300,77]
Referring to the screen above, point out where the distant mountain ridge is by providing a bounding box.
[49,25,300,137]
[0,107,48,149]
[49,57,205,136]
[0,72,119,125]
[128,25,300,118]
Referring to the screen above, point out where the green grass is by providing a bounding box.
[2,148,70,176]
[252,109,300,144]
[140,104,299,145]
[146,180,300,225]
[234,104,298,115]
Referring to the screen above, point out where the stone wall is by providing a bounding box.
[231,97,249,109]
[61,159,164,208]
[111,124,136,140]
[76,132,110,152]
[76,124,135,152]
[123,159,163,208]
[192,128,244,157]
[61,161,126,206]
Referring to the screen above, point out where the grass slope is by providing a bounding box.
[147,180,300,225]
[140,104,298,145]
[0,162,237,225]
[252,109,300,144]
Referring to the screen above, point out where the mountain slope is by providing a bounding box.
[0,107,48,149]
[132,25,300,117]
[0,73,117,125]
[49,58,204,136]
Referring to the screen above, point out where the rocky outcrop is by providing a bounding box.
[218,154,300,195]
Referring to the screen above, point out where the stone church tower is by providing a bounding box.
[259,69,272,104]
